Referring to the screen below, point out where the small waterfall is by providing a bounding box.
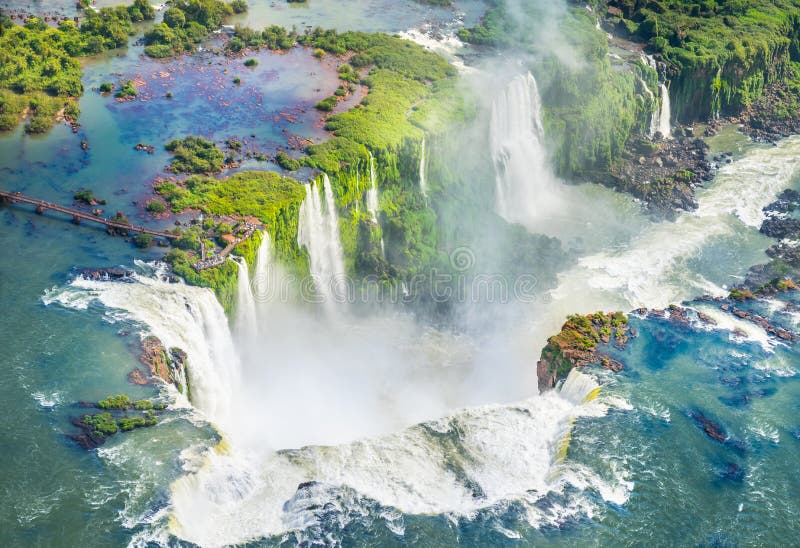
[235,256,258,342]
[297,174,347,309]
[366,152,386,256]
[366,152,379,222]
[419,137,428,198]
[490,72,557,225]
[638,56,659,138]
[252,230,272,306]
[658,83,671,138]
[558,369,601,405]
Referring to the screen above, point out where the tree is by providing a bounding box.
[134,233,153,248]
[163,7,186,29]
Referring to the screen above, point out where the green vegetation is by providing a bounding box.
[143,0,241,58]
[0,2,157,132]
[97,394,133,409]
[539,311,629,386]
[82,412,119,436]
[115,79,138,99]
[146,199,167,213]
[604,0,800,119]
[275,151,301,171]
[165,136,225,174]
[134,233,153,248]
[157,171,307,306]
[74,189,106,205]
[98,82,113,93]
[315,95,339,111]
[244,58,258,67]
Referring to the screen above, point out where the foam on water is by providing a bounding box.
[552,136,800,309]
[168,371,618,547]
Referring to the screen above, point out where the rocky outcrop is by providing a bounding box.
[607,135,714,216]
[537,311,633,393]
[80,267,133,281]
[130,336,188,394]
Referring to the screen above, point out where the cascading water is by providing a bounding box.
[43,267,242,427]
[419,137,428,198]
[552,136,800,309]
[490,72,559,226]
[639,55,659,138]
[641,55,671,139]
[366,152,386,256]
[234,257,258,342]
[297,174,347,309]
[252,230,273,307]
[658,82,672,138]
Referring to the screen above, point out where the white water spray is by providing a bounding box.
[490,72,559,226]
[297,174,347,310]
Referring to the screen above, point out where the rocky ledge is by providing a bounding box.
[605,135,715,217]
[537,311,633,393]
[538,297,798,393]
[69,394,166,450]
[743,190,800,289]
[129,336,190,400]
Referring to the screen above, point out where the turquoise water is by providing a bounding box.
[3,2,800,546]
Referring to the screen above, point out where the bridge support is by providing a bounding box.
[71,215,81,225]
[35,204,47,214]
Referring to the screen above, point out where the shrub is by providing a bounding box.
[165,135,225,174]
[114,80,137,98]
[275,151,300,171]
[233,76,241,84]
[315,96,338,111]
[244,58,258,67]
[98,394,132,409]
[146,200,167,213]
[230,0,248,13]
[134,233,153,248]
[98,82,113,93]
[313,48,326,58]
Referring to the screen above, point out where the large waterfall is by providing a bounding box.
[297,174,347,308]
[490,72,559,226]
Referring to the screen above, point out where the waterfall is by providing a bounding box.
[235,257,258,342]
[297,174,347,308]
[658,83,671,138]
[419,137,428,198]
[366,152,379,222]
[252,230,272,307]
[44,272,242,427]
[490,72,557,226]
[638,55,665,139]
[365,152,386,256]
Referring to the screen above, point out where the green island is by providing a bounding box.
[71,395,166,449]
